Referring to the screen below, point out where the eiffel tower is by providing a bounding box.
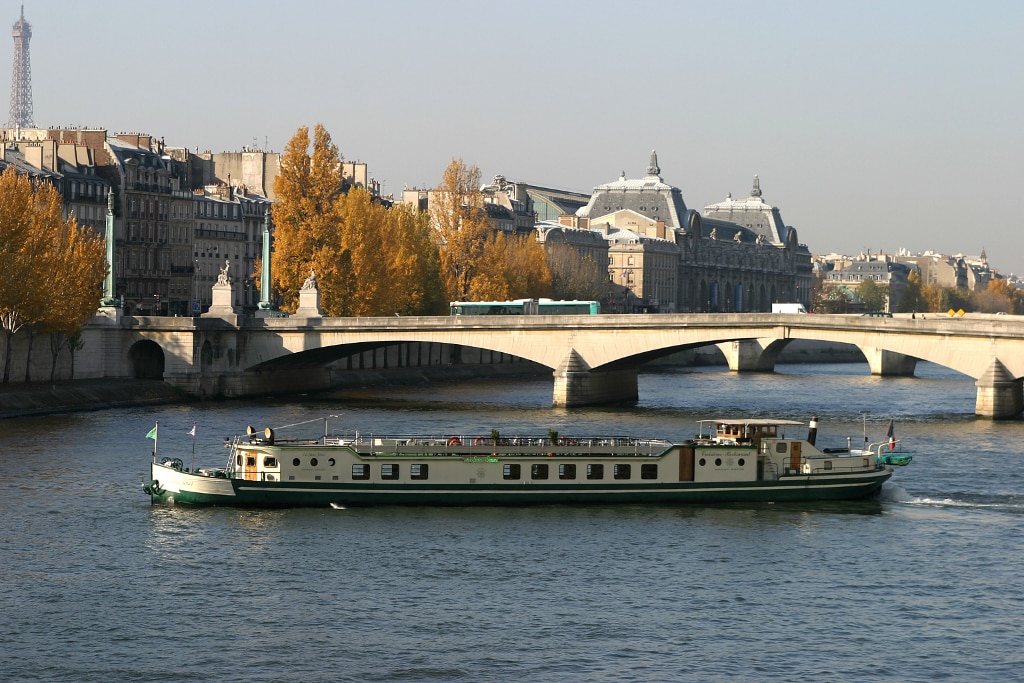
[8,3,33,128]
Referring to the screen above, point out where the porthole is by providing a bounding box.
[328,458,336,466]
[715,458,722,466]
[699,458,706,466]
[310,457,318,466]
[292,458,300,466]
[738,458,745,467]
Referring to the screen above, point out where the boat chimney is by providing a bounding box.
[807,416,818,446]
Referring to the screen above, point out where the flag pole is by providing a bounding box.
[153,421,159,461]
[191,422,197,472]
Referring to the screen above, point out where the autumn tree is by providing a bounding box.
[467,232,552,301]
[433,158,552,302]
[0,167,107,383]
[335,188,444,316]
[271,124,345,313]
[433,158,492,301]
[972,278,1024,314]
[41,216,107,380]
[546,243,608,301]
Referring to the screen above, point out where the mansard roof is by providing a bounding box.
[702,175,791,245]
[576,150,690,230]
[106,137,167,169]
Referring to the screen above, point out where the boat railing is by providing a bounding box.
[329,434,672,457]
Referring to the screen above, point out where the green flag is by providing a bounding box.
[146,426,158,439]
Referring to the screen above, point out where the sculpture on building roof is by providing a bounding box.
[750,175,762,198]
[647,149,660,177]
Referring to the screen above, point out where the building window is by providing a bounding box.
[587,464,604,480]
[352,464,370,480]
[559,463,576,480]
[503,464,521,480]
[381,464,399,480]
[531,464,549,480]
[410,463,429,480]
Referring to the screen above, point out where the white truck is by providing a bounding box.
[771,303,808,314]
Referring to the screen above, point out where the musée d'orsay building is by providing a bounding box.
[531,151,812,312]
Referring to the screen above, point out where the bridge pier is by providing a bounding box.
[975,359,1024,419]
[861,346,918,376]
[717,339,791,372]
[552,351,638,407]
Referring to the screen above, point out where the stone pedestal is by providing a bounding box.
[294,287,323,318]
[203,282,239,317]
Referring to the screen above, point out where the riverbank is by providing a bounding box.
[0,379,192,419]
[0,364,550,420]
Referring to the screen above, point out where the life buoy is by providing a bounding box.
[559,437,578,446]
[448,437,462,447]
[474,436,487,446]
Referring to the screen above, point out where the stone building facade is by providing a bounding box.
[569,152,812,312]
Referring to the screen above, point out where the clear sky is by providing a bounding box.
[15,0,1024,276]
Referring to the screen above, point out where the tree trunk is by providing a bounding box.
[2,330,11,383]
[24,327,35,382]
[50,331,67,382]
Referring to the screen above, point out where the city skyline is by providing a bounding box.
[14,0,1024,275]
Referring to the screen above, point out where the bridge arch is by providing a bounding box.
[128,340,164,380]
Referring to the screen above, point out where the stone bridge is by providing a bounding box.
[85,311,1024,418]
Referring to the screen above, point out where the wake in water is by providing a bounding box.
[881,484,1024,513]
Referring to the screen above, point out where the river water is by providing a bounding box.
[1,362,1022,682]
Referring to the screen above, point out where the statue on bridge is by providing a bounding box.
[301,268,318,290]
[217,259,231,286]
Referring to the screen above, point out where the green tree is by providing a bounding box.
[897,270,925,313]
[855,278,888,312]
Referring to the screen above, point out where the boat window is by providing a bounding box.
[698,458,706,467]
[531,464,549,480]
[236,455,242,466]
[310,458,319,467]
[587,464,604,480]
[410,464,429,480]
[503,464,521,480]
[328,458,335,466]
[641,464,658,479]
[775,443,788,453]
[715,458,722,466]
[824,461,833,470]
[559,463,576,480]
[246,456,256,467]
[352,464,370,480]
[293,458,301,466]
[263,457,277,468]
[738,458,745,467]
[613,464,631,480]
[381,464,399,480]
